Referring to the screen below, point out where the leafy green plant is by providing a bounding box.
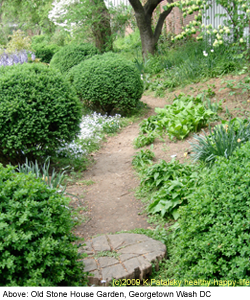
[50,43,99,74]
[0,164,88,286]
[67,52,143,115]
[17,157,67,194]
[132,149,155,171]
[135,93,217,147]
[0,63,81,165]
[204,84,216,98]
[138,159,202,220]
[170,142,250,281]
[5,30,32,53]
[134,132,157,148]
[190,118,250,164]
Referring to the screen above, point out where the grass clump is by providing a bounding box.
[190,118,250,164]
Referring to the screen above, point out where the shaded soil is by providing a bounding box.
[67,74,250,240]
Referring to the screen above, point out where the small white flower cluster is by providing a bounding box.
[203,49,214,57]
[57,112,121,157]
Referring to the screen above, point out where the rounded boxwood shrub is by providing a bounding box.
[32,43,61,63]
[67,52,144,115]
[171,142,250,282]
[0,164,87,286]
[0,63,81,165]
[50,43,99,74]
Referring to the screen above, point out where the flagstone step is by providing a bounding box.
[78,233,166,286]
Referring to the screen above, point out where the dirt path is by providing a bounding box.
[67,95,193,240]
[66,75,249,240]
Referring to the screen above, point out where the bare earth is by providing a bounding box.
[67,75,250,240]
[67,95,192,240]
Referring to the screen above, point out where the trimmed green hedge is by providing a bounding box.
[171,142,250,283]
[67,52,144,115]
[0,63,81,165]
[32,43,61,63]
[0,164,87,286]
[50,43,99,74]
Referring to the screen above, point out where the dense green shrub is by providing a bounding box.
[32,43,61,63]
[171,142,250,282]
[0,63,81,165]
[50,43,99,74]
[0,164,87,286]
[67,52,144,115]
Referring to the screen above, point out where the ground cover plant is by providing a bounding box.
[132,149,155,171]
[135,158,202,220]
[163,142,250,283]
[134,93,219,148]
[0,164,88,286]
[0,63,81,165]
[67,52,144,115]
[50,43,99,74]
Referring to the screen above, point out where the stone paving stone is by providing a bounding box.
[82,258,98,272]
[92,235,111,252]
[143,251,166,271]
[78,241,94,255]
[80,233,166,286]
[123,258,142,279]
[119,239,165,255]
[101,264,129,282]
[136,256,153,280]
[98,256,119,268]
[119,253,139,262]
[107,233,148,250]
[88,270,101,286]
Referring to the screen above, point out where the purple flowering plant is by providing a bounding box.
[0,30,36,67]
[0,49,36,67]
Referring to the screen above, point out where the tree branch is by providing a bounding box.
[144,0,162,16]
[154,5,173,42]
[128,0,144,13]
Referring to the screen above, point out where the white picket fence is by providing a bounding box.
[105,0,129,8]
[202,0,249,38]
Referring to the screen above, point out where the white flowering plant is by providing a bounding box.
[57,112,121,159]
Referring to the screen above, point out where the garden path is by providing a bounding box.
[66,74,247,240]
[67,95,192,240]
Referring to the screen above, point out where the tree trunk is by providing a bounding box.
[135,10,156,56]
[129,0,173,59]
[90,0,113,53]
